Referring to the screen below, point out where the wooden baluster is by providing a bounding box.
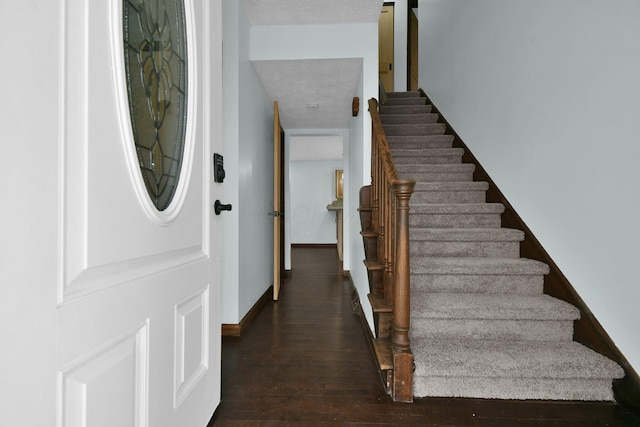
[384,181,394,303]
[371,132,379,235]
[378,176,385,283]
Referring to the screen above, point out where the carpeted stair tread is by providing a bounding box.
[410,203,504,214]
[387,135,453,144]
[412,339,624,380]
[411,274,544,296]
[381,113,439,124]
[409,203,505,229]
[412,339,624,400]
[410,227,523,242]
[397,163,475,173]
[381,104,433,115]
[387,91,422,97]
[392,148,464,165]
[411,182,489,204]
[411,317,574,343]
[387,135,455,150]
[392,147,463,156]
[411,293,580,321]
[384,123,446,136]
[414,376,619,401]
[410,228,524,258]
[398,164,474,182]
[411,257,550,276]
[383,97,427,106]
[403,173,472,183]
[413,181,489,192]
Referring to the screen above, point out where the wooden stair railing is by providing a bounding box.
[367,98,415,403]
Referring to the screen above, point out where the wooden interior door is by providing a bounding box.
[379,4,395,92]
[273,101,284,300]
[53,1,222,426]
[409,9,419,91]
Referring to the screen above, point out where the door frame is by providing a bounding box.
[379,3,395,92]
[273,101,284,300]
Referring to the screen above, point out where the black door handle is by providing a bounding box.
[214,200,232,215]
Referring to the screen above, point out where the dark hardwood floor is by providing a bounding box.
[209,246,640,426]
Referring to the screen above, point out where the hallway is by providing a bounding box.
[209,246,640,426]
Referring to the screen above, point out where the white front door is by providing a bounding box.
[0,0,222,426]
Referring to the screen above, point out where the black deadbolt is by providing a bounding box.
[213,153,225,183]
[214,200,232,215]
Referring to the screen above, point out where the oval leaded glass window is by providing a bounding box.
[123,0,188,211]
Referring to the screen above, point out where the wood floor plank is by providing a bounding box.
[209,247,640,426]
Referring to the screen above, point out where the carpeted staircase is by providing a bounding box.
[376,91,624,401]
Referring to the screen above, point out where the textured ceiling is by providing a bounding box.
[252,59,363,130]
[241,0,383,26]
[242,0,383,129]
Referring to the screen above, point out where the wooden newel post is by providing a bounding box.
[392,180,415,351]
[391,179,415,403]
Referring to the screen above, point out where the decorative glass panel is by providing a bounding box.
[123,0,188,211]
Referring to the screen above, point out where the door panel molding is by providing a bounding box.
[62,246,206,304]
[59,0,207,304]
[174,286,210,409]
[58,321,150,427]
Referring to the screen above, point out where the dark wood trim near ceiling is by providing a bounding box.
[419,88,640,416]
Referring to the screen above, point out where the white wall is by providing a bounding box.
[348,67,374,328]
[289,135,343,245]
[290,159,343,244]
[222,0,274,323]
[284,129,349,269]
[0,2,59,424]
[419,0,640,373]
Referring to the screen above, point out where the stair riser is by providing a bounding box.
[380,105,432,115]
[390,141,453,150]
[374,312,393,339]
[410,241,520,258]
[395,155,462,165]
[384,124,445,136]
[387,92,422,98]
[411,191,486,204]
[359,210,372,232]
[410,274,544,295]
[413,377,616,401]
[384,98,427,106]
[410,319,574,342]
[387,135,454,145]
[400,172,474,182]
[409,212,502,228]
[367,269,384,296]
[362,235,378,261]
[382,114,439,124]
